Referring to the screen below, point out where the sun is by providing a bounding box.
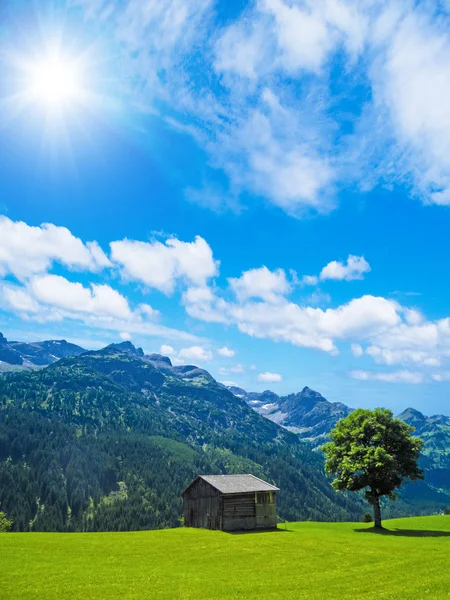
[28,56,83,109]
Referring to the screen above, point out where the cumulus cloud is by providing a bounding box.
[29,275,132,320]
[300,255,370,288]
[160,344,175,356]
[320,255,371,281]
[185,277,402,353]
[110,235,218,294]
[258,371,282,383]
[157,344,214,364]
[180,256,450,374]
[229,266,291,303]
[178,345,213,362]
[0,216,111,279]
[217,346,235,357]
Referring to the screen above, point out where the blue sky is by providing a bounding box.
[1,0,450,415]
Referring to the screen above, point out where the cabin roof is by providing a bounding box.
[183,474,279,495]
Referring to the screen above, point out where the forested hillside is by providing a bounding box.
[0,343,363,531]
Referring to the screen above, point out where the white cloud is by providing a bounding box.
[0,216,111,279]
[258,371,282,383]
[29,275,132,320]
[305,291,331,306]
[184,261,403,353]
[215,0,367,80]
[218,346,235,357]
[178,345,213,362]
[120,332,132,341]
[350,369,424,384]
[369,7,450,205]
[264,0,331,74]
[215,100,335,216]
[351,343,363,357]
[0,279,198,343]
[111,235,218,294]
[160,344,175,356]
[70,1,450,219]
[229,266,291,303]
[320,255,371,281]
[139,304,160,320]
[365,345,438,367]
[299,255,370,289]
[214,18,266,79]
[86,241,112,269]
[432,372,450,382]
[301,275,319,286]
[218,363,244,375]
[423,358,441,367]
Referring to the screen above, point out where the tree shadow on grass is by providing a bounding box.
[354,527,450,537]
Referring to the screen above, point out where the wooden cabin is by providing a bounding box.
[181,474,279,532]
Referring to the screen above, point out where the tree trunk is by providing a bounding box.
[372,497,382,529]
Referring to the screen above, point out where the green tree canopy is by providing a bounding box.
[0,511,13,532]
[322,408,424,528]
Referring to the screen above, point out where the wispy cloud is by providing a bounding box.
[71,1,450,216]
[350,369,424,384]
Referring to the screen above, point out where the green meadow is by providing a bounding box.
[2,516,450,600]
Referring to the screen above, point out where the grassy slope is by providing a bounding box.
[1,516,450,600]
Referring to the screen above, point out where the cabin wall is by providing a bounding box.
[222,493,256,531]
[183,479,221,529]
[221,491,277,531]
[255,491,277,529]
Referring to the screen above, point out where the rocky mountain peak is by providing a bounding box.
[106,341,145,358]
[397,407,427,424]
[145,353,173,366]
[300,386,325,400]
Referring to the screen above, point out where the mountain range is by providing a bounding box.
[0,331,449,532]
[228,384,450,470]
[228,385,352,441]
[0,331,84,368]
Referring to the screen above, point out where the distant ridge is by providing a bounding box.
[228,384,352,440]
[0,331,85,367]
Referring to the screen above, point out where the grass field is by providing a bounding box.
[1,516,450,599]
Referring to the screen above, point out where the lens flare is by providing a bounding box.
[28,56,82,108]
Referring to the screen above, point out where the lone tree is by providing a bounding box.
[322,408,424,528]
